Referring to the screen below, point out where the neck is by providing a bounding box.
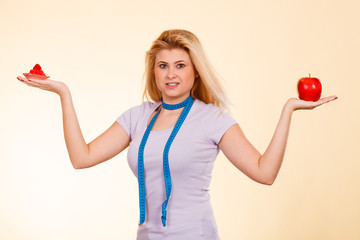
[161,95,192,110]
[161,94,191,105]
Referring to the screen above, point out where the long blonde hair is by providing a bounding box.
[143,29,228,110]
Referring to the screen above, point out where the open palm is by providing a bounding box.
[17,76,68,96]
[287,96,338,111]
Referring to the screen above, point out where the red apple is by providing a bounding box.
[297,74,322,101]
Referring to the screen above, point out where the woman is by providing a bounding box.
[17,29,337,239]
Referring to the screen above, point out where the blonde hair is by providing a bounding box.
[143,29,229,110]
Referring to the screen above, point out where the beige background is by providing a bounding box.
[1,0,359,239]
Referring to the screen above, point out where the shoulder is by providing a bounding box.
[116,101,161,125]
[124,101,161,115]
[116,101,161,138]
[193,99,228,117]
[192,99,237,144]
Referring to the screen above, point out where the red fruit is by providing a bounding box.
[297,74,322,101]
[23,64,50,80]
[29,64,47,76]
[33,64,42,70]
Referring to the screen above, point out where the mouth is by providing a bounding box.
[166,82,179,86]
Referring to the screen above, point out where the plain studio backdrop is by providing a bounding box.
[1,0,359,239]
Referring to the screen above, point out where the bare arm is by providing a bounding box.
[17,76,130,169]
[219,96,337,185]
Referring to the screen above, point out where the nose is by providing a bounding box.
[167,67,176,79]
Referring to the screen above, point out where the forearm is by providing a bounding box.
[59,87,89,169]
[220,96,336,185]
[258,101,294,184]
[18,76,134,169]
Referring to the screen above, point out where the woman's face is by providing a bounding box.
[154,48,197,104]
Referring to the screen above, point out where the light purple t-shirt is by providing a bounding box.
[116,99,237,240]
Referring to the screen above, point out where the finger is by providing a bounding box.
[20,80,36,87]
[317,95,338,104]
[27,80,42,87]
[19,77,44,88]
[22,80,42,88]
[310,96,338,108]
[26,78,45,84]
[17,76,35,87]
[17,76,26,82]
[325,95,338,102]
[17,76,33,83]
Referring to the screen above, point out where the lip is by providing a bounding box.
[165,82,179,89]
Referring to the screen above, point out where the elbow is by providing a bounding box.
[71,161,83,170]
[72,163,83,170]
[257,167,279,186]
[262,179,275,186]
[70,157,87,170]
[259,175,277,186]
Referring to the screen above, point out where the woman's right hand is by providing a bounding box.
[17,75,69,96]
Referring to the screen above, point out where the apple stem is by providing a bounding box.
[309,73,311,78]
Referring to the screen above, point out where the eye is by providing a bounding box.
[177,63,185,68]
[159,64,167,69]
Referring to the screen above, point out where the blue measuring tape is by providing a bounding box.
[137,95,194,227]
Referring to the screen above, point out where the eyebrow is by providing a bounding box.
[156,60,187,64]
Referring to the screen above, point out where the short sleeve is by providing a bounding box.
[201,105,237,145]
[116,104,145,139]
[115,102,159,140]
[116,107,133,138]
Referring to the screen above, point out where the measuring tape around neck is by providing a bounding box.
[137,95,194,227]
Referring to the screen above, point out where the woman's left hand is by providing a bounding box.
[286,95,338,112]
[219,94,337,185]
